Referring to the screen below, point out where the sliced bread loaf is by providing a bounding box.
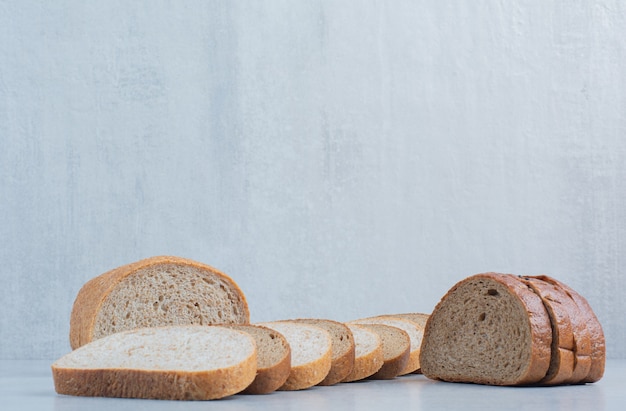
[52,326,257,400]
[258,322,332,390]
[224,324,291,394]
[420,273,553,386]
[533,275,605,383]
[518,276,576,385]
[357,323,410,380]
[290,319,355,386]
[350,316,423,375]
[342,324,384,382]
[69,256,250,349]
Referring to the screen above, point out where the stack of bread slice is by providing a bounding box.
[419,272,605,386]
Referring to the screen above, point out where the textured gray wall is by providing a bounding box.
[1,1,625,359]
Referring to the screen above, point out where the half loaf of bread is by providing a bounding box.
[69,256,250,349]
[52,326,257,400]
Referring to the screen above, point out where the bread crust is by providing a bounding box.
[533,275,605,383]
[420,273,552,386]
[69,256,250,349]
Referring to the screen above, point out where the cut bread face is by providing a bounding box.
[357,323,410,380]
[533,275,604,383]
[342,324,384,382]
[224,325,291,394]
[349,316,423,375]
[420,273,553,386]
[389,313,430,328]
[70,256,250,349]
[258,322,332,391]
[52,326,257,400]
[290,319,355,386]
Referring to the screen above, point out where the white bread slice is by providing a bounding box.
[224,324,291,394]
[350,316,423,375]
[258,322,332,390]
[52,326,257,400]
[357,323,410,380]
[290,319,355,386]
[69,256,250,349]
[342,324,384,382]
[420,273,552,385]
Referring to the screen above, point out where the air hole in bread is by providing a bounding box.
[487,289,499,296]
[479,313,486,321]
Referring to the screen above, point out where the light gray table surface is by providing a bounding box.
[1,359,624,411]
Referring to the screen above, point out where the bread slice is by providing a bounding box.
[223,324,291,394]
[258,322,332,390]
[69,256,250,349]
[290,319,355,386]
[389,313,430,328]
[52,326,257,400]
[420,273,552,386]
[350,316,423,375]
[518,276,576,385]
[533,275,605,383]
[342,324,384,382]
[357,324,410,380]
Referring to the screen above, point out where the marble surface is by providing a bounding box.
[1,360,624,411]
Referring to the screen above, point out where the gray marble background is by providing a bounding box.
[1,1,625,359]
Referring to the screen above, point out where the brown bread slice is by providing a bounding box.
[290,319,355,386]
[70,256,250,349]
[342,324,384,382]
[52,326,257,400]
[389,313,430,328]
[224,325,291,394]
[518,276,576,385]
[350,316,424,375]
[534,275,605,383]
[258,322,332,390]
[357,324,410,380]
[420,273,552,386]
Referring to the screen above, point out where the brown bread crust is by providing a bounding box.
[69,256,250,349]
[533,275,605,383]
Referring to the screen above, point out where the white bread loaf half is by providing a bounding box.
[69,256,250,349]
[258,321,332,390]
[342,323,384,382]
[52,326,257,400]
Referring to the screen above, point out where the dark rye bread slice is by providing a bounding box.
[420,273,552,386]
[70,256,250,349]
[518,276,576,385]
[534,275,605,383]
[358,323,410,380]
[223,325,291,394]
